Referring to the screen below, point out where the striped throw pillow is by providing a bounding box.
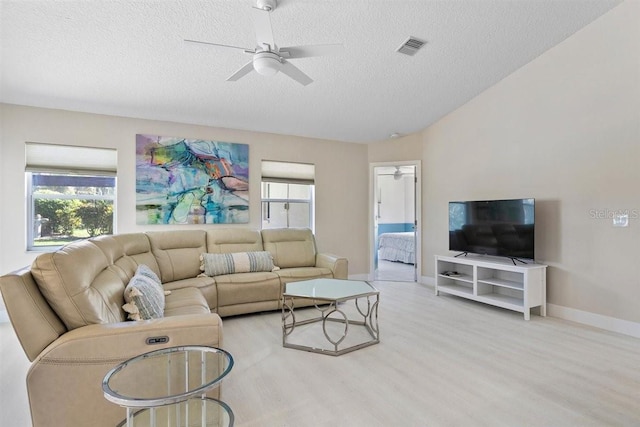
[122,274,165,320]
[200,251,276,277]
[135,264,162,285]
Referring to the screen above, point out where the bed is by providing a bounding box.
[378,232,415,264]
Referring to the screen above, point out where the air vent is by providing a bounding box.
[396,36,426,56]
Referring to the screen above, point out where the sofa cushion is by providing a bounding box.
[122,274,165,320]
[261,228,317,268]
[91,234,160,285]
[215,272,281,306]
[113,233,160,272]
[206,228,264,253]
[89,235,135,284]
[163,287,210,317]
[31,240,126,330]
[275,266,333,281]
[163,276,217,311]
[147,230,207,282]
[200,251,276,277]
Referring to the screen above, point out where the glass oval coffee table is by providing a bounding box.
[102,346,234,427]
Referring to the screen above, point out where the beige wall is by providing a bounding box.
[0,104,369,275]
[368,132,423,163]
[421,0,640,323]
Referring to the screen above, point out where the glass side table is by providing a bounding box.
[103,346,234,427]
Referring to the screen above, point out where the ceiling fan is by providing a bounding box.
[378,166,415,180]
[185,0,343,86]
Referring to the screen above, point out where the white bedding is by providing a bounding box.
[378,232,415,264]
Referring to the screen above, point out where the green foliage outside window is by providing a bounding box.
[34,199,113,240]
[76,201,114,237]
[28,172,116,249]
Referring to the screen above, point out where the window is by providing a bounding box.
[261,182,314,229]
[261,161,314,230]
[26,143,117,250]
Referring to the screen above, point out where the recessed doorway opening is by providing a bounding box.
[370,161,421,282]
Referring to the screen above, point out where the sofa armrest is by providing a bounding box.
[316,253,348,279]
[36,313,223,364]
[27,313,223,427]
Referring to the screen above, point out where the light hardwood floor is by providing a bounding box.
[375,259,416,282]
[2,280,639,426]
[0,319,31,426]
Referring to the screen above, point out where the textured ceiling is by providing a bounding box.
[0,0,622,143]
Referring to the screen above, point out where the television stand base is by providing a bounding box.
[454,252,468,258]
[435,255,547,320]
[509,257,528,266]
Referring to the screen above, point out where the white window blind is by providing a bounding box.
[25,142,117,175]
[261,160,315,185]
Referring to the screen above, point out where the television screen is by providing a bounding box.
[449,198,535,260]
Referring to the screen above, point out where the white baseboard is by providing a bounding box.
[419,276,640,339]
[352,275,639,338]
[548,303,640,339]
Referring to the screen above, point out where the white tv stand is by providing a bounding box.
[435,255,547,320]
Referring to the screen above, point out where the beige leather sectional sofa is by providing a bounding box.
[0,227,347,427]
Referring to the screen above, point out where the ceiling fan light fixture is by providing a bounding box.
[253,52,281,76]
[256,0,277,11]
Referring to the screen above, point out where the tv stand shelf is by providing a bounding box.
[435,255,547,320]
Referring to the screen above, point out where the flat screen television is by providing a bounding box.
[449,198,535,261]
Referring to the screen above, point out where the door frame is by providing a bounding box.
[369,160,422,282]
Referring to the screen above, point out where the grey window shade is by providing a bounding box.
[25,142,117,176]
[261,160,314,185]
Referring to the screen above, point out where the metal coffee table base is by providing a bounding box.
[282,295,380,356]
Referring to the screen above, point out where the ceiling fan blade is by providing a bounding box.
[184,39,254,53]
[279,60,313,86]
[226,60,255,82]
[251,7,276,50]
[279,44,343,59]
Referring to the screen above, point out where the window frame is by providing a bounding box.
[26,171,117,251]
[261,181,315,231]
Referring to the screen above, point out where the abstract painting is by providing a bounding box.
[136,134,249,224]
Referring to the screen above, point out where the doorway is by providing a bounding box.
[370,161,421,282]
